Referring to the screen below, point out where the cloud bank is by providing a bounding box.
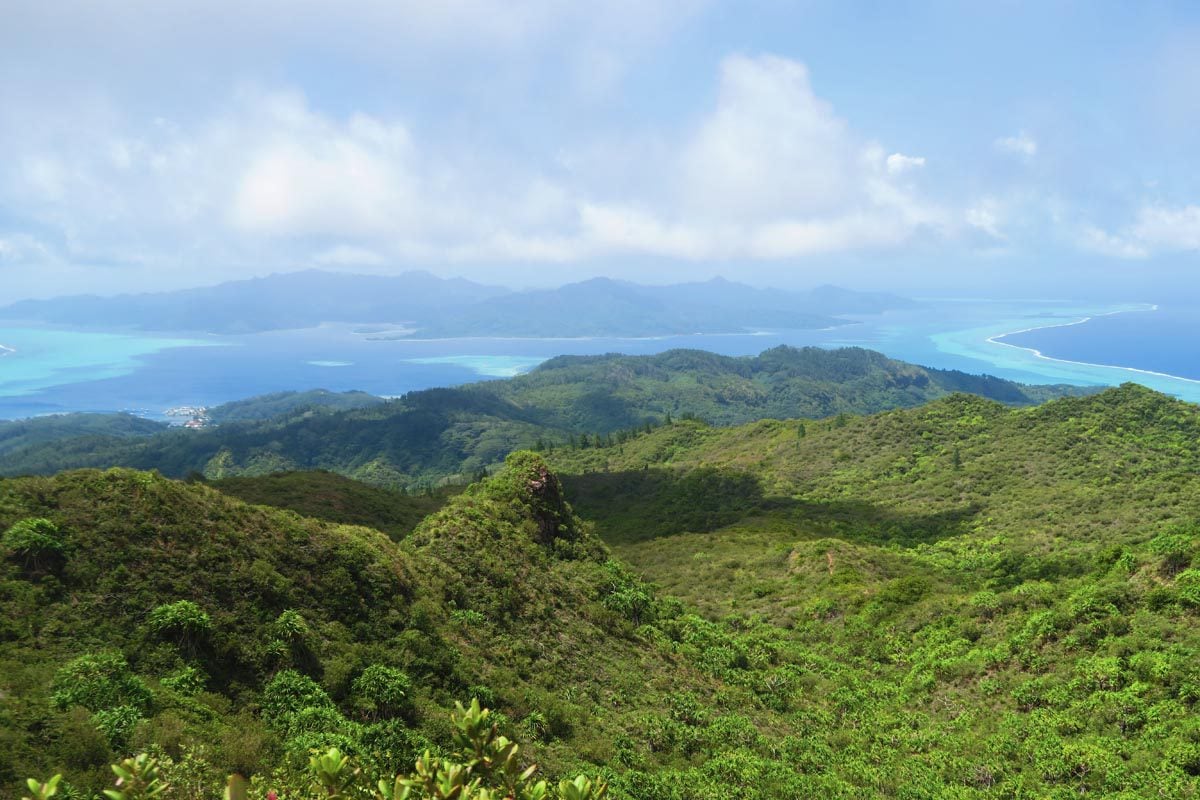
[1082,205,1200,259]
[0,52,953,281]
[2,1,1197,296]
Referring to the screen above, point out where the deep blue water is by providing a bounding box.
[998,306,1200,382]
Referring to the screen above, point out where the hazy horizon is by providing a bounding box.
[1,266,1183,308]
[4,2,1200,303]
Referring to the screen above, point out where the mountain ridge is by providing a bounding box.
[0,270,912,337]
[0,346,1097,487]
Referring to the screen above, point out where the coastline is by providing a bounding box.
[986,304,1200,387]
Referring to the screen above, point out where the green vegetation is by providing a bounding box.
[0,414,167,458]
[3,517,65,573]
[0,455,772,798]
[24,701,607,800]
[0,346,1093,490]
[206,390,385,424]
[209,471,453,541]
[7,377,1200,797]
[542,384,1200,795]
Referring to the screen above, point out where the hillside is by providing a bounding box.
[0,346,1094,488]
[0,413,168,457]
[206,389,385,424]
[540,385,1200,794]
[209,470,452,540]
[7,389,1200,797]
[0,456,766,797]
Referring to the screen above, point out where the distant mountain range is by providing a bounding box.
[0,270,915,337]
[0,271,506,335]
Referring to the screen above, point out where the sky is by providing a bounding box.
[2,1,1199,301]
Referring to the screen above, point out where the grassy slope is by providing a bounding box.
[543,385,1200,796]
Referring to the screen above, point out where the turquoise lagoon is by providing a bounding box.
[1,298,1197,419]
[0,327,216,401]
[404,355,550,378]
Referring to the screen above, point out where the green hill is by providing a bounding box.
[206,389,384,424]
[541,384,1200,795]
[0,456,778,798]
[0,346,1094,490]
[0,413,167,457]
[6,386,1200,797]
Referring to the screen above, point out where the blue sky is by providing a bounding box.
[2,1,1199,300]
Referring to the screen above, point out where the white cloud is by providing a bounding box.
[1081,204,1200,258]
[0,234,51,262]
[1130,204,1200,251]
[1079,225,1148,259]
[680,55,855,219]
[579,203,712,259]
[965,199,1004,239]
[885,153,926,175]
[0,51,955,289]
[230,102,418,237]
[577,54,947,259]
[2,2,695,61]
[995,131,1037,157]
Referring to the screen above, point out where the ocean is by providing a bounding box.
[995,306,1200,383]
[1,299,1197,421]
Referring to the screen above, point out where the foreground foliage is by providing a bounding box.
[23,701,606,800]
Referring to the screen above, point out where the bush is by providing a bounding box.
[2,517,65,572]
[350,664,413,721]
[262,670,335,722]
[90,705,143,749]
[34,700,607,800]
[50,652,152,714]
[146,600,212,652]
[160,664,208,695]
[1150,531,1195,576]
